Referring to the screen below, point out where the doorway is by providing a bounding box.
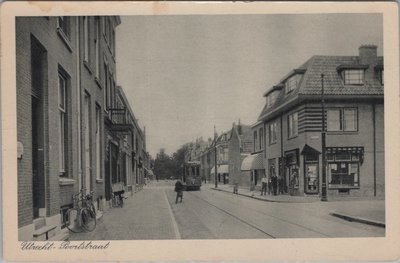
[31,97,45,219]
[84,94,92,194]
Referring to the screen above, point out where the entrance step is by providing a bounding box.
[33,224,57,241]
[33,217,46,230]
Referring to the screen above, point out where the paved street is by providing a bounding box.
[69,181,384,240]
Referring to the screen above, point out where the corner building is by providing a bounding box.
[257,45,384,197]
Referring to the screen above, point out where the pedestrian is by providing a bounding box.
[268,175,272,195]
[271,174,278,196]
[278,174,284,194]
[260,175,267,196]
[174,180,184,204]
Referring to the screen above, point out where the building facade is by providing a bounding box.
[16,16,148,241]
[228,123,253,188]
[257,45,384,197]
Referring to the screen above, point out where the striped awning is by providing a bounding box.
[241,153,264,171]
[210,165,229,174]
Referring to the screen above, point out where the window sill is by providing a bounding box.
[57,28,73,52]
[288,135,298,140]
[95,77,102,89]
[59,178,76,186]
[328,185,360,190]
[83,60,93,75]
[326,131,358,135]
[96,178,104,183]
[269,142,277,145]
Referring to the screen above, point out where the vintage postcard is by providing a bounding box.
[1,1,399,261]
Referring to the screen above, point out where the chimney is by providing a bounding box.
[359,44,378,81]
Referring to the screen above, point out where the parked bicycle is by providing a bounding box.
[65,189,97,233]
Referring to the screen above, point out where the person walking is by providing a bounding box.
[260,175,268,195]
[174,180,184,204]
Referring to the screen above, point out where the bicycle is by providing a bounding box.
[65,189,97,233]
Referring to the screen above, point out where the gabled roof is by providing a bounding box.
[258,55,384,122]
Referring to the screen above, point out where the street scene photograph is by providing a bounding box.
[15,12,385,241]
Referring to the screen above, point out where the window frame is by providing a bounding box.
[58,72,68,177]
[253,130,258,152]
[343,69,365,85]
[285,75,298,94]
[287,111,298,139]
[326,107,358,132]
[83,16,90,64]
[269,121,277,145]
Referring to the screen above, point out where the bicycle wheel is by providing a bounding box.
[81,208,96,232]
[65,208,84,233]
[89,203,96,216]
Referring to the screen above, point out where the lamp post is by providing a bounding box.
[321,73,328,201]
[214,125,218,188]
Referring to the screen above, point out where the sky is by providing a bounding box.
[116,13,383,157]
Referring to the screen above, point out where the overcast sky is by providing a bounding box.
[116,13,383,156]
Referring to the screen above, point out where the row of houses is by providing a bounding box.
[16,16,152,241]
[188,44,384,199]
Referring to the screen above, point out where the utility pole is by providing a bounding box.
[214,125,218,188]
[321,73,328,201]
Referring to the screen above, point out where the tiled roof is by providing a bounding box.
[258,55,384,121]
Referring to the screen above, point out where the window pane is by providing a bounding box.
[344,69,364,85]
[59,112,65,172]
[58,75,65,110]
[327,109,341,131]
[344,109,357,131]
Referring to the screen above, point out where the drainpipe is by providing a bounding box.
[76,17,82,190]
[280,115,284,190]
[373,101,376,196]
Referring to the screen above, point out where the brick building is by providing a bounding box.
[228,123,253,188]
[16,16,147,241]
[256,45,384,197]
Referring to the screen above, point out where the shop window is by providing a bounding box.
[328,162,359,188]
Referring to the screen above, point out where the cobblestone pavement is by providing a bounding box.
[69,181,384,240]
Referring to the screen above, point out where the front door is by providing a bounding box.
[32,97,45,219]
[84,94,91,194]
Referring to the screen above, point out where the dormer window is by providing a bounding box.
[285,75,298,93]
[343,69,364,85]
[266,92,278,108]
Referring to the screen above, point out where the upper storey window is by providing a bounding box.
[266,91,278,108]
[58,16,71,39]
[285,74,303,94]
[343,69,364,85]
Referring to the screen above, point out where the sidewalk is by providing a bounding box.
[210,183,385,228]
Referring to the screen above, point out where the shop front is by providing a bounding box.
[284,149,300,196]
[326,147,364,193]
[241,153,265,190]
[301,144,321,195]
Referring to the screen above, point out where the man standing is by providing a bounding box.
[175,180,184,204]
[271,174,278,196]
[260,175,268,196]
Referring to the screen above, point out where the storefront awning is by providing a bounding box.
[326,147,364,154]
[301,144,321,155]
[241,153,264,171]
[210,164,229,174]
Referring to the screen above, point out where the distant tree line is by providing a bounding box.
[153,144,190,180]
